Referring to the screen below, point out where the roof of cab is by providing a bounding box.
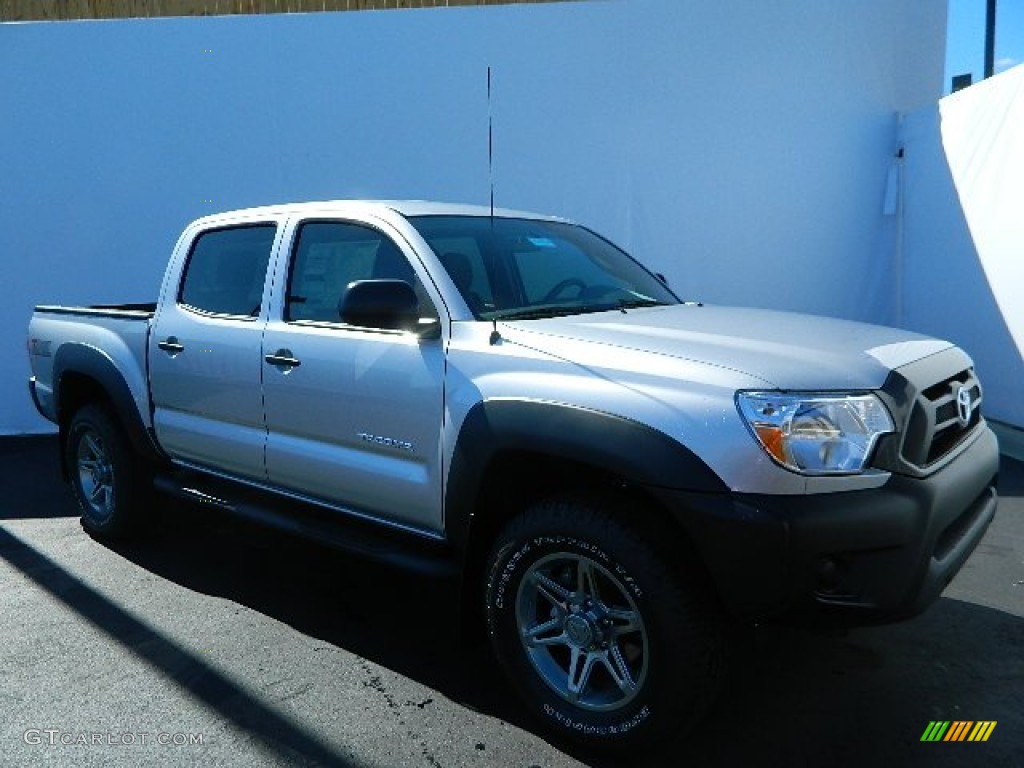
[189,199,568,227]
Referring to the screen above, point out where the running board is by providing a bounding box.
[153,472,459,578]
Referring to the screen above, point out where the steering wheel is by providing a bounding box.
[542,278,586,303]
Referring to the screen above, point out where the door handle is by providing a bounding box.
[158,337,185,355]
[265,349,301,369]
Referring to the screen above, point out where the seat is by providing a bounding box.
[440,252,485,315]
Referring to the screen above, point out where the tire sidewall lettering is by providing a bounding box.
[494,541,530,610]
[542,702,652,736]
[490,526,656,737]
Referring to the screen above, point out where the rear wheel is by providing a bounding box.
[484,496,725,749]
[65,404,150,538]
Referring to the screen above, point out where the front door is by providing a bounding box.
[261,219,446,532]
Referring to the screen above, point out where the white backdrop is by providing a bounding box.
[1,0,946,433]
[901,65,1024,428]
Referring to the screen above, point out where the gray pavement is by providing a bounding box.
[1,435,1021,767]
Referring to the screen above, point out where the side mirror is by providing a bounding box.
[655,272,669,286]
[339,279,420,331]
[414,317,442,340]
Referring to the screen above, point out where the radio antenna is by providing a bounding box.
[487,66,501,345]
[487,65,494,222]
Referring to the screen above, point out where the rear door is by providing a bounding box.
[260,217,447,532]
[149,221,280,480]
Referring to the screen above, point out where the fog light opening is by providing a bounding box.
[816,556,842,594]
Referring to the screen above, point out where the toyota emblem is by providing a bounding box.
[954,385,974,428]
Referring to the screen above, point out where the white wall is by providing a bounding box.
[0,0,946,433]
[900,66,1024,428]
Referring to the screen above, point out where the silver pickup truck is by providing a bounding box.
[27,200,999,747]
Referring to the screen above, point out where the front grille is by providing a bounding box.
[901,368,982,468]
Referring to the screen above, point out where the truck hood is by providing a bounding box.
[500,304,952,390]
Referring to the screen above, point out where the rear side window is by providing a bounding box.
[179,225,277,317]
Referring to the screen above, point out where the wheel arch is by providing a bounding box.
[446,399,728,636]
[52,344,163,478]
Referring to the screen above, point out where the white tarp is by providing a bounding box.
[900,63,1024,428]
[940,65,1024,361]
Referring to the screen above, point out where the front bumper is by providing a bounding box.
[655,425,999,624]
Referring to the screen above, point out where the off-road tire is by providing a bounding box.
[65,404,151,539]
[484,495,725,749]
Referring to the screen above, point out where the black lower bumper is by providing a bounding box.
[652,425,1000,624]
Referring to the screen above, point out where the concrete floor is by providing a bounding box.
[1,435,1021,767]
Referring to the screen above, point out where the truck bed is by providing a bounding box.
[28,303,155,429]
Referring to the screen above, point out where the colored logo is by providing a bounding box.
[921,721,997,742]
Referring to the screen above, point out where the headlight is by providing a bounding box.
[736,391,894,475]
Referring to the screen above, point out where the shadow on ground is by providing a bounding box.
[997,456,1024,497]
[4,437,1022,767]
[0,434,76,519]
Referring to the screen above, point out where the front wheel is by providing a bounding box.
[485,497,725,749]
[65,404,149,538]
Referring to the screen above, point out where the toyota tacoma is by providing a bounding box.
[27,200,999,747]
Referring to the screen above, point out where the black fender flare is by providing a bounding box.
[52,343,164,468]
[444,399,727,551]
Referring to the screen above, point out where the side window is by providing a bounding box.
[286,221,438,325]
[179,225,276,317]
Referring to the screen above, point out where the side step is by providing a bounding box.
[153,471,459,579]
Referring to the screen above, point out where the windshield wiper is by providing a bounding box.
[615,297,666,311]
[488,304,616,321]
[487,296,673,321]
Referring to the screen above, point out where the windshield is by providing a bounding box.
[407,215,680,320]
